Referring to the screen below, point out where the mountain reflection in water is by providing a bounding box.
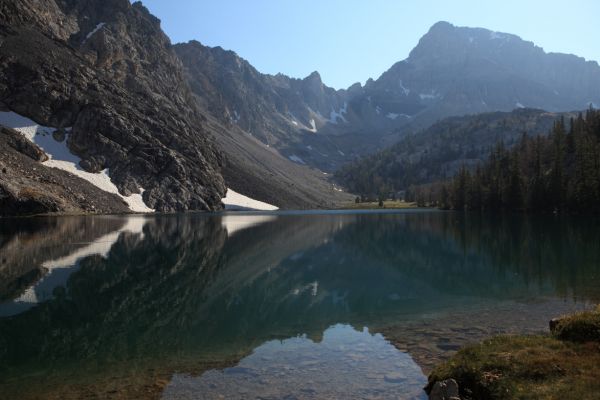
[0,211,599,399]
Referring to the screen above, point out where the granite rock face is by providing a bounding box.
[0,0,226,212]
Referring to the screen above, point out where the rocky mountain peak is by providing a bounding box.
[305,71,323,82]
[408,21,529,65]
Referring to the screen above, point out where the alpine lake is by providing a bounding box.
[1,210,599,399]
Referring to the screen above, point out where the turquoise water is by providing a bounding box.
[0,211,599,399]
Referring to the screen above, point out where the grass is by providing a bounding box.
[427,307,600,400]
[339,200,417,210]
[551,308,600,343]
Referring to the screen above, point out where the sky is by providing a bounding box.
[138,0,600,89]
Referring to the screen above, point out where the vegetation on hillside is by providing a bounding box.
[334,109,562,199]
[434,109,600,213]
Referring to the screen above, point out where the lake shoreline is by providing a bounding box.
[424,307,600,400]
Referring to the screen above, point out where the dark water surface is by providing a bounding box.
[1,210,599,399]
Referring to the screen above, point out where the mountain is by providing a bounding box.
[173,42,351,208]
[173,41,355,172]
[357,21,600,130]
[172,22,600,175]
[334,108,576,195]
[0,0,226,212]
[0,0,350,214]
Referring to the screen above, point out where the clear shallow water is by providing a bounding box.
[0,210,599,399]
[163,324,427,400]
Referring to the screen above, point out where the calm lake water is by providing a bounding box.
[1,210,599,399]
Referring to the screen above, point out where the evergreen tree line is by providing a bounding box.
[426,108,600,213]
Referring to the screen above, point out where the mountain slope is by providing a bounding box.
[335,108,576,195]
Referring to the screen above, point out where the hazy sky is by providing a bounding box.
[138,0,600,89]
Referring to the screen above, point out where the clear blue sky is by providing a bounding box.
[138,0,599,89]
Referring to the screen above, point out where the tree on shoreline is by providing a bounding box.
[437,109,600,214]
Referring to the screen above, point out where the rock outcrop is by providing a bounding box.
[428,379,461,400]
[0,0,226,212]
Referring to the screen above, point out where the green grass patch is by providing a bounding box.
[551,307,600,343]
[428,308,600,400]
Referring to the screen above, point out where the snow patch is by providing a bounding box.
[490,31,508,40]
[308,119,317,133]
[337,150,345,156]
[329,102,348,124]
[516,102,525,109]
[222,188,278,211]
[419,92,441,101]
[375,106,382,115]
[398,80,410,96]
[83,22,106,42]
[0,111,154,213]
[288,154,306,164]
[386,112,412,120]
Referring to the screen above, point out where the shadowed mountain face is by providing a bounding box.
[175,22,600,172]
[0,0,228,212]
[1,212,599,398]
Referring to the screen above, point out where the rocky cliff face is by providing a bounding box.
[174,41,353,171]
[174,42,344,146]
[0,0,226,212]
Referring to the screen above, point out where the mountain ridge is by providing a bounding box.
[174,20,600,173]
